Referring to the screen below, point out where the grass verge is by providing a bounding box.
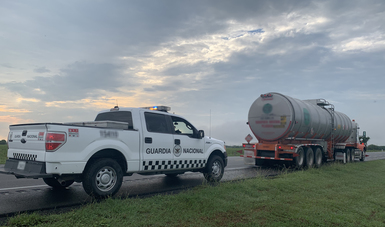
[0,145,6,165]
[4,160,385,227]
[367,150,385,152]
[226,147,243,157]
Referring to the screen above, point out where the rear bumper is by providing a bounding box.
[0,159,52,178]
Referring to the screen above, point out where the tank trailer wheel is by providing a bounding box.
[350,149,355,162]
[346,149,351,163]
[82,158,123,198]
[43,178,74,189]
[360,151,366,161]
[305,147,314,168]
[294,147,305,168]
[204,155,224,182]
[314,148,323,168]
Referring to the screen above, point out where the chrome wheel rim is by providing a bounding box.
[297,150,304,166]
[95,166,117,192]
[211,160,222,178]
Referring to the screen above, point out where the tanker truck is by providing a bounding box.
[242,92,366,168]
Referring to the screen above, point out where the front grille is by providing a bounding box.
[13,153,37,161]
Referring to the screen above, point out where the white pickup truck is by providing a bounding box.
[0,106,227,197]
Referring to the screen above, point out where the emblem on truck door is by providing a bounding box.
[173,145,182,157]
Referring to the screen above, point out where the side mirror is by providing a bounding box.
[198,130,205,139]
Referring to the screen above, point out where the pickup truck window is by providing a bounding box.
[171,116,198,138]
[95,111,133,129]
[144,112,171,134]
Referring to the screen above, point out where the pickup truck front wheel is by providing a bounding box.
[82,158,123,198]
[203,155,224,182]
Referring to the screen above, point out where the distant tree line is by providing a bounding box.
[0,140,6,145]
[367,144,385,151]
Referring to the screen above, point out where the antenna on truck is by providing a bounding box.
[209,109,212,138]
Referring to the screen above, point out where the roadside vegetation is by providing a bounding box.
[367,144,385,152]
[225,146,243,156]
[4,160,385,226]
[0,144,6,164]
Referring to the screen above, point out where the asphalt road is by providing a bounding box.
[0,156,279,217]
[0,152,384,218]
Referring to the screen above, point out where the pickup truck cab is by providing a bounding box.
[0,106,227,197]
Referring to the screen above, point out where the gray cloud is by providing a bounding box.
[0,63,13,69]
[34,67,50,73]
[2,61,130,102]
[1,0,385,145]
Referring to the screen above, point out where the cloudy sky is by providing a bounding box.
[1,0,384,145]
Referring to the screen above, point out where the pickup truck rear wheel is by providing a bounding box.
[82,158,123,198]
[43,178,74,189]
[204,155,224,182]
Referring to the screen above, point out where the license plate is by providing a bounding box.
[17,161,26,170]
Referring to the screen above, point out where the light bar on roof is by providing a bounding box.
[142,106,171,112]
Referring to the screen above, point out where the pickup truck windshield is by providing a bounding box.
[95,111,133,129]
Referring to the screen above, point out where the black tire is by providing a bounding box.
[305,147,314,168]
[314,148,323,168]
[350,149,355,162]
[294,147,305,168]
[204,155,224,182]
[346,149,351,163]
[360,151,366,161]
[43,178,74,189]
[82,158,123,198]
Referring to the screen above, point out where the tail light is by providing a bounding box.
[7,131,13,149]
[45,132,66,152]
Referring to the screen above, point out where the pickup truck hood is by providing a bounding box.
[205,136,225,146]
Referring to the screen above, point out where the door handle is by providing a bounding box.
[145,137,152,144]
[175,139,180,145]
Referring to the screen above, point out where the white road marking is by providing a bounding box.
[0,185,48,191]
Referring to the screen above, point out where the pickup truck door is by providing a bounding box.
[141,111,174,171]
[170,116,205,167]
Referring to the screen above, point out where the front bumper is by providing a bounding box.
[0,159,53,178]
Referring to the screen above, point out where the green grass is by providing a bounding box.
[4,160,385,226]
[226,147,243,157]
[367,150,385,152]
[0,144,6,165]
